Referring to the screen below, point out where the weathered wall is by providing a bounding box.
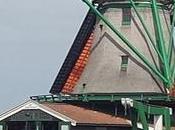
[73,1,170,94]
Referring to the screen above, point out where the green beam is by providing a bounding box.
[137,107,149,130]
[164,109,171,130]
[130,0,164,63]
[30,93,175,103]
[82,0,168,84]
[168,3,175,64]
[131,108,138,130]
[151,0,171,87]
[169,3,175,83]
[132,100,171,130]
[133,100,171,115]
[171,60,175,81]
[122,99,171,130]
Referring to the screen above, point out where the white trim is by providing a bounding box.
[127,120,154,130]
[0,100,76,126]
[154,115,163,130]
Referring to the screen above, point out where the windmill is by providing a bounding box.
[32,0,175,129]
[51,0,175,95]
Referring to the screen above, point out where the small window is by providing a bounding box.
[59,122,70,130]
[121,55,129,71]
[0,125,3,130]
[122,8,131,25]
[61,125,69,130]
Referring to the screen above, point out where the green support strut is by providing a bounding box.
[168,0,175,65]
[122,98,172,130]
[82,0,168,85]
[131,108,138,130]
[130,0,164,63]
[151,0,171,87]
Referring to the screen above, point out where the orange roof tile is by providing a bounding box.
[62,33,94,93]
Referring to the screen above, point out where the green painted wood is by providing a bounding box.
[168,0,175,66]
[131,109,138,130]
[30,93,175,102]
[130,0,164,64]
[132,100,171,130]
[151,0,171,87]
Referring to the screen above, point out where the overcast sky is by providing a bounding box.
[0,0,88,113]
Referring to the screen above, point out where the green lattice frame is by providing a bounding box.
[82,0,175,90]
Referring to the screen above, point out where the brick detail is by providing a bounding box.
[62,33,94,93]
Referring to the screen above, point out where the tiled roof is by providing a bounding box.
[62,33,94,93]
[42,102,130,126]
[50,10,96,94]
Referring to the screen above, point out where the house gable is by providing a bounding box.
[0,100,76,126]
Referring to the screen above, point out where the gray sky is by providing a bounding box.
[0,0,88,113]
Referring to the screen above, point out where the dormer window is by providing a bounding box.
[121,55,129,71]
[122,8,131,25]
